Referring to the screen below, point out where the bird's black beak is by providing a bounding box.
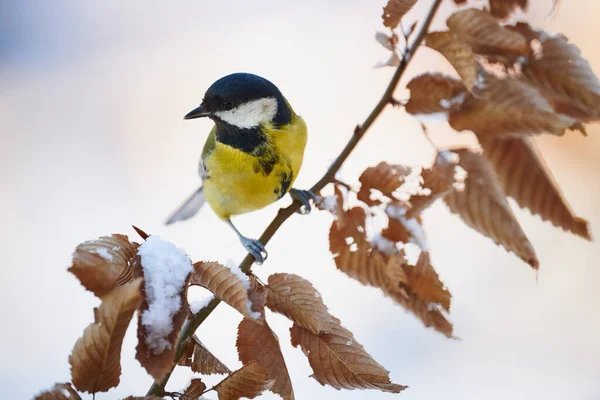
[184,104,211,120]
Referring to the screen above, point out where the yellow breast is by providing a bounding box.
[203,115,307,220]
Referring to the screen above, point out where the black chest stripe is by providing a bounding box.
[215,123,266,153]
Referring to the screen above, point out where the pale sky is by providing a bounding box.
[1,1,599,399]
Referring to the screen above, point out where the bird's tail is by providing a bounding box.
[165,185,206,225]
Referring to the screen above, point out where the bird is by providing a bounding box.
[165,72,313,264]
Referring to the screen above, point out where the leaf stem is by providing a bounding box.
[146,0,442,394]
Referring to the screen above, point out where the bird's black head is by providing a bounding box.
[184,73,292,129]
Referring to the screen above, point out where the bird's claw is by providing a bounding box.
[290,189,316,215]
[240,237,268,265]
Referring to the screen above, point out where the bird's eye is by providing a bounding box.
[221,101,233,111]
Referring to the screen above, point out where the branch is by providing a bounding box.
[147,0,442,394]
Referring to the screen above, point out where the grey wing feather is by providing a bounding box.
[165,186,206,225]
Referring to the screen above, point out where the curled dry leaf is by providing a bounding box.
[214,361,275,400]
[381,0,418,29]
[34,383,81,400]
[489,0,528,19]
[405,73,467,115]
[70,279,142,393]
[237,319,294,400]
[191,335,231,375]
[446,8,529,58]
[443,148,539,268]
[290,319,407,392]
[357,162,411,206]
[425,31,478,90]
[181,378,207,400]
[480,136,590,239]
[449,74,577,137]
[406,253,451,311]
[408,150,464,216]
[266,273,333,334]
[191,261,260,321]
[330,205,453,336]
[522,34,600,122]
[69,234,138,297]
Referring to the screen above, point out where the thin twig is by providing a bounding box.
[147,0,443,394]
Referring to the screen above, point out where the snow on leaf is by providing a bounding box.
[34,383,81,400]
[480,136,590,239]
[69,234,139,297]
[190,261,262,321]
[266,273,334,334]
[446,8,529,58]
[329,203,453,336]
[214,361,275,400]
[448,74,577,138]
[135,236,192,381]
[290,319,407,392]
[521,33,600,122]
[425,31,478,90]
[381,0,418,29]
[442,148,539,268]
[69,279,142,394]
[357,162,411,206]
[237,318,294,400]
[405,73,467,115]
[407,150,463,216]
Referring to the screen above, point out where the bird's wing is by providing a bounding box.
[198,127,217,179]
[165,186,206,225]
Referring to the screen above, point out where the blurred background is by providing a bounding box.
[1,0,599,399]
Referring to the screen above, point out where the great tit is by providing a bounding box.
[166,73,313,264]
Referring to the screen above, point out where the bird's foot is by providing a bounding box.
[290,189,316,215]
[239,236,268,265]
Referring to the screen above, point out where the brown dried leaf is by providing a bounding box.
[191,335,231,375]
[489,0,528,19]
[405,73,466,115]
[447,8,529,58]
[449,74,577,137]
[181,378,207,400]
[480,136,590,239]
[443,148,539,268]
[406,253,451,311]
[34,383,81,400]
[69,279,142,393]
[381,0,418,29]
[237,319,294,400]
[191,261,259,321]
[330,206,453,336]
[330,207,399,286]
[290,320,407,392]
[214,361,275,400]
[69,234,138,297]
[425,31,478,90]
[522,34,600,122]
[357,162,411,206]
[408,150,463,216]
[266,273,333,334]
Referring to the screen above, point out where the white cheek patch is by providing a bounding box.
[214,97,278,129]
